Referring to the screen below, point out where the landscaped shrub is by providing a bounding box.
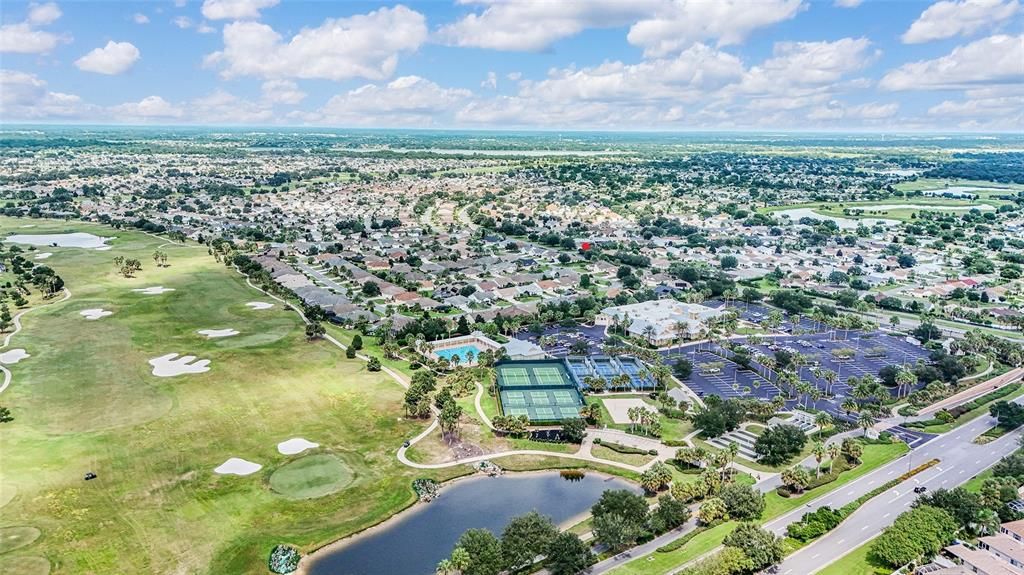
[787,506,843,541]
[268,545,300,574]
[598,440,653,456]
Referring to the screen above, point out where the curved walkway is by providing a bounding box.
[0,288,71,394]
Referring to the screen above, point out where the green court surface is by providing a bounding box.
[496,360,584,423]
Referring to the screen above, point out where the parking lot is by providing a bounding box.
[678,350,781,401]
[705,300,828,334]
[522,324,607,357]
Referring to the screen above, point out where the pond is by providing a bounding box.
[774,208,898,229]
[305,471,639,575]
[4,232,112,249]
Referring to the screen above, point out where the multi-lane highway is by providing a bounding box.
[590,398,1021,575]
[775,408,1023,574]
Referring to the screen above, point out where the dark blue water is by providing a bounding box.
[307,472,639,575]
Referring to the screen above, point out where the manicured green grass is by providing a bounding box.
[914,385,1024,434]
[268,454,355,499]
[963,468,995,493]
[0,555,51,575]
[611,522,736,575]
[763,441,909,518]
[0,217,470,575]
[0,526,40,554]
[592,444,655,467]
[816,540,889,575]
[607,441,908,575]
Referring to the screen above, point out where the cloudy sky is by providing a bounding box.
[1,0,1022,130]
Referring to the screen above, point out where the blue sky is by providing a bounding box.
[1,0,1021,130]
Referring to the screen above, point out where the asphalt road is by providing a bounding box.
[588,406,1020,575]
[775,409,1023,575]
[294,261,350,295]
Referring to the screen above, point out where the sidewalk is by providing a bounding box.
[918,367,1024,416]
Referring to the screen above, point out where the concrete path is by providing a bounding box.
[917,367,1023,415]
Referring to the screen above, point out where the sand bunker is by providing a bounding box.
[80,308,113,320]
[246,301,274,310]
[277,438,320,455]
[148,353,210,377]
[214,458,262,476]
[95,246,112,251]
[34,252,52,260]
[0,349,30,364]
[132,286,175,295]
[198,328,239,338]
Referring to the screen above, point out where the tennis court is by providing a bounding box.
[496,360,584,423]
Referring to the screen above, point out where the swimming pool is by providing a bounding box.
[434,345,481,364]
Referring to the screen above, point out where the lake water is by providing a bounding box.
[922,186,1010,196]
[775,208,898,229]
[4,232,111,249]
[306,472,639,575]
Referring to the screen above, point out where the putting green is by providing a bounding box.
[0,217,469,575]
[0,555,50,575]
[0,527,41,554]
[269,454,355,499]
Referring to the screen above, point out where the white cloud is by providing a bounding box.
[173,16,193,29]
[735,37,877,97]
[481,71,497,89]
[197,22,216,34]
[438,0,802,54]
[0,5,66,54]
[261,79,305,104]
[437,0,656,51]
[506,72,522,81]
[808,100,899,121]
[110,96,183,119]
[316,75,471,125]
[201,0,279,21]
[627,0,805,56]
[834,0,863,7]
[133,13,150,24]
[191,90,273,123]
[205,6,427,81]
[0,69,88,119]
[28,2,62,25]
[520,43,744,104]
[880,34,1024,90]
[0,24,63,53]
[902,0,1019,44]
[928,85,1024,127]
[75,41,141,75]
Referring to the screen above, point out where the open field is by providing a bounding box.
[0,217,468,574]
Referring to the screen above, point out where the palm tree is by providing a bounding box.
[826,442,840,473]
[727,441,739,467]
[858,412,874,436]
[815,412,833,430]
[436,559,452,575]
[895,365,916,399]
[822,369,839,397]
[673,320,690,353]
[812,441,826,477]
[841,398,859,415]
